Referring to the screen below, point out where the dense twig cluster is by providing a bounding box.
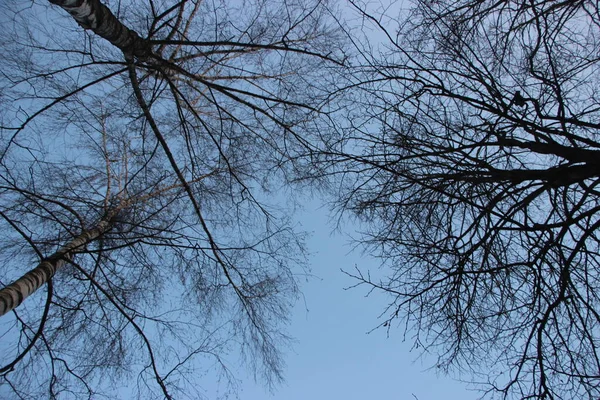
[325,0,600,398]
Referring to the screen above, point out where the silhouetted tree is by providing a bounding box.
[0,0,344,398]
[325,1,600,398]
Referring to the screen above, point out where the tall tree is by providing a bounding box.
[0,0,344,398]
[324,0,600,398]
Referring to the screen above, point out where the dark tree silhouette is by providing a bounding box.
[323,0,600,398]
[0,0,344,398]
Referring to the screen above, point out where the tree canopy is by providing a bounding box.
[0,0,343,398]
[4,0,600,399]
[323,0,600,398]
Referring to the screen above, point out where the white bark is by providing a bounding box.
[49,0,151,58]
[0,220,112,317]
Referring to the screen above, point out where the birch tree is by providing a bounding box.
[0,0,344,398]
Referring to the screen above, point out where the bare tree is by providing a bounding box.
[323,0,600,399]
[0,0,344,398]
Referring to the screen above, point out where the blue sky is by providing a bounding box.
[215,200,482,400]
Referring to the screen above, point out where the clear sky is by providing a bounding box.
[211,200,482,400]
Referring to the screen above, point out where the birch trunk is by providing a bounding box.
[0,220,112,317]
[48,0,151,59]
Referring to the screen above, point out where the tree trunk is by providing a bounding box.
[48,0,151,59]
[0,219,112,317]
